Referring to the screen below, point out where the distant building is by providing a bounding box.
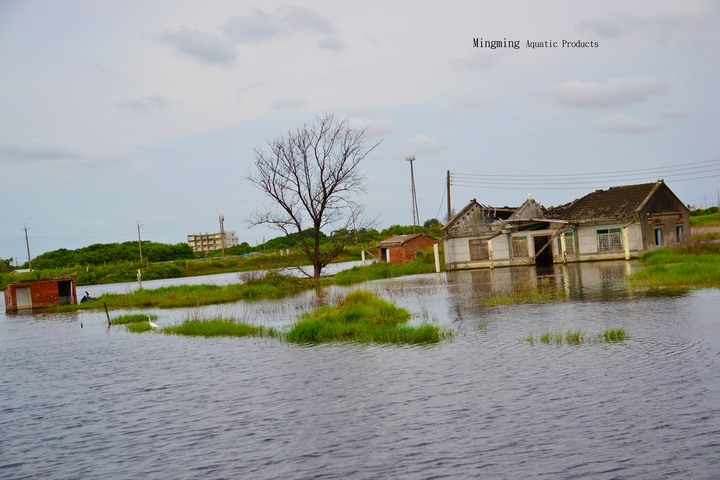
[4,275,77,312]
[377,233,437,264]
[187,231,239,253]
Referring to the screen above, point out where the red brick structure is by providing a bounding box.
[4,275,77,312]
[377,233,437,264]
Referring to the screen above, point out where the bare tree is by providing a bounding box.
[249,114,380,279]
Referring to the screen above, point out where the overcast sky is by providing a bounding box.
[1,0,719,261]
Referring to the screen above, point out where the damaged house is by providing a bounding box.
[443,180,690,270]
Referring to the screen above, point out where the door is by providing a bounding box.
[16,287,32,309]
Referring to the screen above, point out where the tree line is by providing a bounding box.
[13,221,442,270]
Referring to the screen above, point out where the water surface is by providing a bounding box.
[2,262,719,479]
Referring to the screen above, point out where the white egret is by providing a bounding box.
[147,315,159,329]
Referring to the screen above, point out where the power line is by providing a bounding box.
[454,158,720,180]
[451,159,720,190]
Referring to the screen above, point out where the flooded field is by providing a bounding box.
[2,261,719,479]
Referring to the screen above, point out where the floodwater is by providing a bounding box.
[2,261,719,479]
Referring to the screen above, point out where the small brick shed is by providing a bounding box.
[377,233,437,264]
[4,275,77,312]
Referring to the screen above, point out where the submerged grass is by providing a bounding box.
[483,281,568,307]
[286,290,451,345]
[527,328,628,345]
[111,313,157,325]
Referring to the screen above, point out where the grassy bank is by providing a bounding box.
[332,255,439,285]
[78,271,308,310]
[630,243,720,289]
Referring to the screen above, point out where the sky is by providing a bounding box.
[1,0,719,262]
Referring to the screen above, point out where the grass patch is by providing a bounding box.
[162,319,271,338]
[126,322,154,333]
[527,328,628,345]
[602,328,628,342]
[112,313,157,325]
[286,290,451,345]
[630,243,720,289]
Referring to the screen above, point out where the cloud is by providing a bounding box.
[348,117,398,136]
[0,144,80,163]
[117,95,172,113]
[550,77,666,108]
[590,113,662,134]
[318,36,344,52]
[222,9,285,43]
[222,6,342,50]
[156,27,236,65]
[576,12,719,49]
[281,5,334,34]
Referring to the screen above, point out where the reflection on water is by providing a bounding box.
[446,260,644,302]
[2,261,720,479]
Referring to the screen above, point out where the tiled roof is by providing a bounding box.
[546,182,659,222]
[378,233,434,247]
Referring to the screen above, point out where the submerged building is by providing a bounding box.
[443,180,690,270]
[4,275,78,312]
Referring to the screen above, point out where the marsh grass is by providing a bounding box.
[126,322,154,333]
[162,319,271,338]
[112,313,157,325]
[332,258,437,286]
[630,243,720,289]
[286,290,451,345]
[78,271,309,310]
[602,328,628,342]
[527,328,628,345]
[483,283,567,307]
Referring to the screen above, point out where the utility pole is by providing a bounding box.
[219,214,226,257]
[137,221,143,262]
[23,224,32,272]
[446,170,452,223]
[406,155,419,227]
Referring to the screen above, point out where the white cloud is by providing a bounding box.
[590,113,662,134]
[222,6,341,49]
[156,27,236,65]
[551,77,666,108]
[0,144,80,163]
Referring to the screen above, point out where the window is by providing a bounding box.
[563,231,575,255]
[676,225,683,243]
[596,227,623,252]
[512,236,529,257]
[469,239,489,261]
[654,227,662,246]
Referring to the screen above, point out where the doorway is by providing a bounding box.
[533,235,554,267]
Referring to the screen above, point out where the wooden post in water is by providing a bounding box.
[104,302,111,326]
